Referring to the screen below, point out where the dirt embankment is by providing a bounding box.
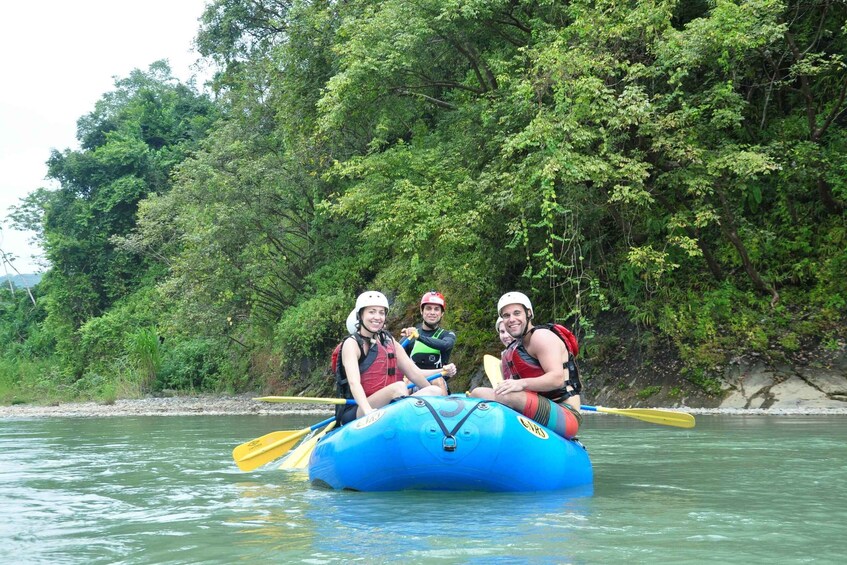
[578,314,847,412]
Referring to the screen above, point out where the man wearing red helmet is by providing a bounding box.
[400,290,456,394]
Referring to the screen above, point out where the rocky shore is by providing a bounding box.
[586,343,847,414]
[2,393,846,418]
[0,394,336,418]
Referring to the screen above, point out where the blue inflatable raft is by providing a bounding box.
[308,395,593,492]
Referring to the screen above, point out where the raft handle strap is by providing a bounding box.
[417,398,489,452]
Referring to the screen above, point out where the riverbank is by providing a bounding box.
[0,395,333,418]
[2,394,847,418]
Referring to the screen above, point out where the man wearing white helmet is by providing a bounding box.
[471,291,582,439]
[334,291,457,425]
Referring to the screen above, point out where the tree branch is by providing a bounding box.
[393,88,457,109]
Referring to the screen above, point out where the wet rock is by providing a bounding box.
[718,358,847,411]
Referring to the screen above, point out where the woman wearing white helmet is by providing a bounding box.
[333,291,457,425]
[495,317,514,348]
[471,291,582,439]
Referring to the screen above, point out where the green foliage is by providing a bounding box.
[0,356,63,404]
[582,334,622,363]
[15,62,218,377]
[637,385,662,400]
[683,367,724,396]
[272,292,350,370]
[0,284,49,358]
[128,328,163,391]
[5,0,847,400]
[73,285,161,378]
[196,0,291,65]
[157,338,230,392]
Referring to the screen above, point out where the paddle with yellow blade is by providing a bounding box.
[232,415,335,472]
[483,353,504,387]
[482,354,695,429]
[235,371,445,471]
[279,420,337,470]
[579,405,695,428]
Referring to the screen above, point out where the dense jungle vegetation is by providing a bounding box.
[1,0,845,404]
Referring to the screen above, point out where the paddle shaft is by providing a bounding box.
[255,371,444,404]
[483,355,694,428]
[236,355,441,470]
[280,420,337,470]
[581,405,696,428]
[274,367,435,470]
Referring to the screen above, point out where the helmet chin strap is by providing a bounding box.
[356,314,379,342]
[421,306,442,331]
[520,310,533,338]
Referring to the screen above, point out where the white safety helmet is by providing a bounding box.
[495,317,504,331]
[354,291,390,314]
[497,291,533,318]
[345,309,359,334]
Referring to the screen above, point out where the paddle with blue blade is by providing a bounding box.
[482,354,694,428]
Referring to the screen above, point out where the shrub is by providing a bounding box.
[128,327,162,391]
[272,291,350,369]
[157,338,229,391]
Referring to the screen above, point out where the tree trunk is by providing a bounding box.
[692,227,725,282]
[717,190,779,306]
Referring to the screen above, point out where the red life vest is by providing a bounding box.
[501,323,581,401]
[332,331,399,397]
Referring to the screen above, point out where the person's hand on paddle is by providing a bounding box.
[400,327,419,339]
[441,363,457,379]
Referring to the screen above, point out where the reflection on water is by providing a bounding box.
[1,414,845,563]
[226,473,594,563]
[306,488,593,563]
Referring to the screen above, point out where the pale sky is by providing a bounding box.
[0,0,213,274]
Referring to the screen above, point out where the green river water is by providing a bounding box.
[1,413,844,564]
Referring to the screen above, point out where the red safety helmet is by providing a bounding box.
[420,290,446,312]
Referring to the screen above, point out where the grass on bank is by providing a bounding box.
[0,356,145,406]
